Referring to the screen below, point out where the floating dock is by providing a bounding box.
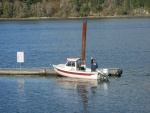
[0,68,122,77]
[0,68,58,76]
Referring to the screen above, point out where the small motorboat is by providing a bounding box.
[53,21,122,80]
[53,58,109,80]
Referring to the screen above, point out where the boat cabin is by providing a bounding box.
[65,58,86,71]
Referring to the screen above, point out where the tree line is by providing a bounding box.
[0,0,60,18]
[0,0,150,18]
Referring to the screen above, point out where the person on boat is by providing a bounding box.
[91,57,98,71]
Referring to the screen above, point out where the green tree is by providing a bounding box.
[79,3,90,16]
[2,1,13,18]
[74,0,81,12]
[22,0,41,4]
[0,2,3,17]
[115,0,122,6]
[145,0,150,10]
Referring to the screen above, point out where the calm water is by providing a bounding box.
[0,18,150,113]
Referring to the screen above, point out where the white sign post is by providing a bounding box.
[17,52,24,68]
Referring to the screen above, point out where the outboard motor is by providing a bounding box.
[102,69,109,76]
[97,68,109,80]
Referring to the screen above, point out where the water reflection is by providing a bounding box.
[56,77,109,112]
[17,79,26,106]
[18,79,25,94]
[56,77,100,88]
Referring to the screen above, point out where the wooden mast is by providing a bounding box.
[81,21,87,65]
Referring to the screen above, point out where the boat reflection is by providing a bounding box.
[56,77,109,112]
[56,77,109,89]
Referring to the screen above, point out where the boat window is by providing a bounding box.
[72,62,75,67]
[77,60,81,68]
[66,62,75,67]
[66,62,71,66]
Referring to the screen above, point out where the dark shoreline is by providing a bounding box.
[0,15,150,21]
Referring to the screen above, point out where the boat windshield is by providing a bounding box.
[66,61,75,67]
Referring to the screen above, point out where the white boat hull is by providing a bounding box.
[53,64,103,80]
